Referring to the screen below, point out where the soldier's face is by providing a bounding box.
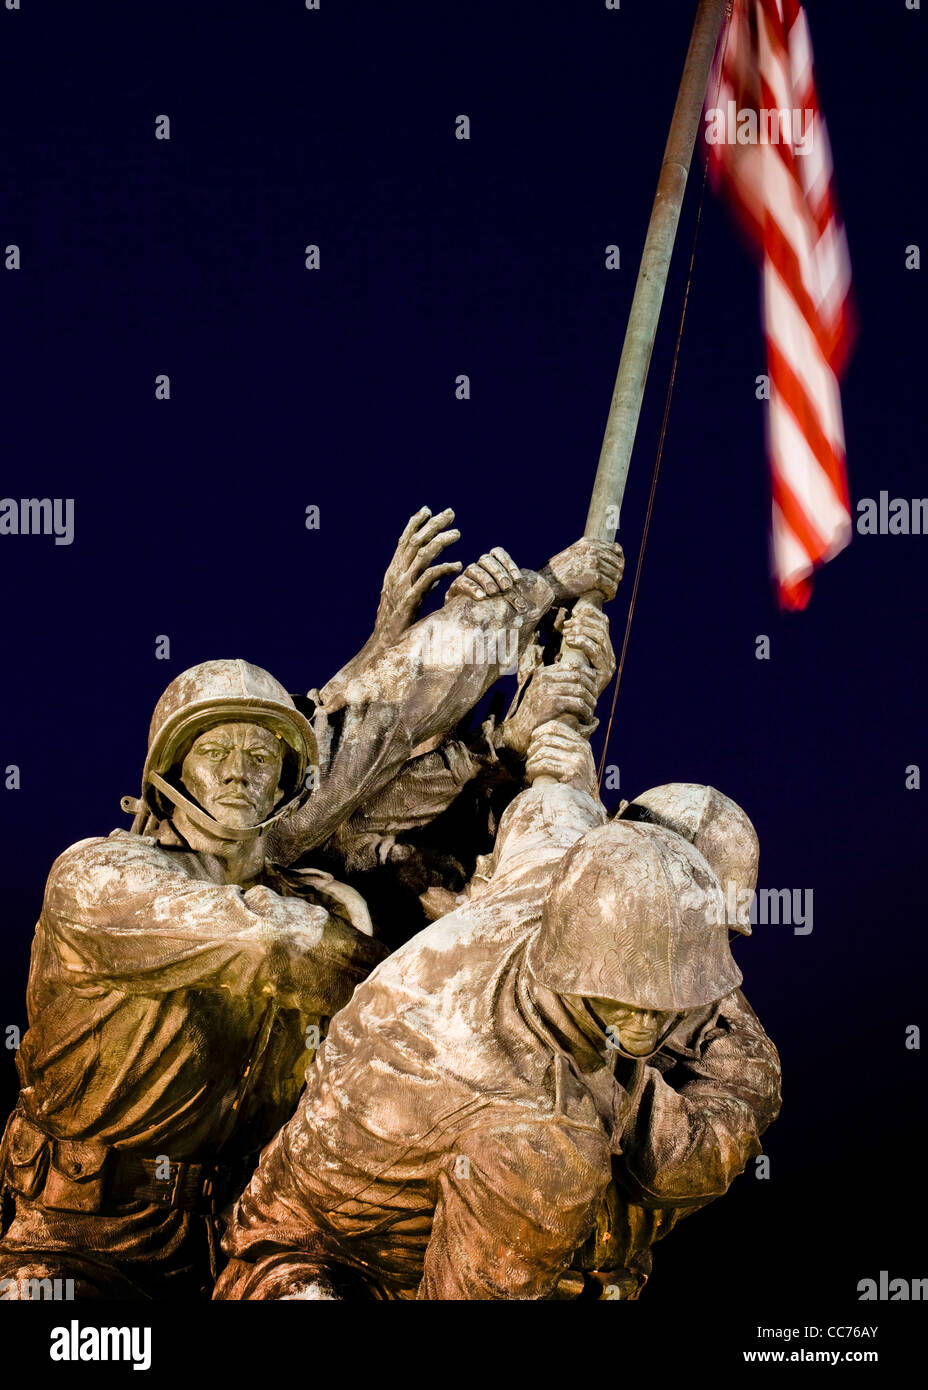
[181,723,285,829]
[586,998,678,1057]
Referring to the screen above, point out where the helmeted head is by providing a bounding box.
[619,783,758,934]
[525,819,741,1057]
[141,659,317,842]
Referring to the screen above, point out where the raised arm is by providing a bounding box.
[321,529,623,715]
[270,574,618,867]
[268,574,556,863]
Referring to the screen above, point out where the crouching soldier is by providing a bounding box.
[0,660,384,1301]
[215,721,779,1300]
[547,781,779,1299]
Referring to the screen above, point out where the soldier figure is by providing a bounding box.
[0,659,385,1300]
[540,780,776,1298]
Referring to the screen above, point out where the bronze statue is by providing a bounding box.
[214,608,780,1301]
[0,509,622,1300]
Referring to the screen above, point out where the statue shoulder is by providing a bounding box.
[45,830,182,907]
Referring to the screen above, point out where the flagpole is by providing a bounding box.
[532,0,730,782]
[586,0,730,541]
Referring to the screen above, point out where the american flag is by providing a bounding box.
[706,0,856,609]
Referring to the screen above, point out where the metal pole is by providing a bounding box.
[531,0,730,784]
[586,0,730,541]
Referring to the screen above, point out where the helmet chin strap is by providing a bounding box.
[148,772,308,844]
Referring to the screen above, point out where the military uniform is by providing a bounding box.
[216,781,780,1301]
[0,663,384,1299]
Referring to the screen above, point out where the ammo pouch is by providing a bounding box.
[43,1138,110,1213]
[1,1109,107,1213]
[1,1108,49,1203]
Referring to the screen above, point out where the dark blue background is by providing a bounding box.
[1,0,924,1306]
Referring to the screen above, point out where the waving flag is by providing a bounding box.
[706,0,856,609]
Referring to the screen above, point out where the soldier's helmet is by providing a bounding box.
[525,820,741,1011]
[141,659,317,829]
[620,783,758,934]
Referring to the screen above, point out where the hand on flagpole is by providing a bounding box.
[496,663,600,757]
[525,723,599,799]
[539,538,624,605]
[527,581,618,787]
[556,601,616,696]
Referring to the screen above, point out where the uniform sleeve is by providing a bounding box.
[615,988,782,1210]
[44,834,379,1004]
[418,1120,608,1301]
[272,911,385,1016]
[320,572,556,719]
[268,574,556,864]
[334,741,484,843]
[357,572,555,747]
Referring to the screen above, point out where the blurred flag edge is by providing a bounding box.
[706,0,857,610]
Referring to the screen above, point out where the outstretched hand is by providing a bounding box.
[373,506,463,648]
[319,507,461,711]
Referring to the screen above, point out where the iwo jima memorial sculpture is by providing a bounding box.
[0,0,793,1300]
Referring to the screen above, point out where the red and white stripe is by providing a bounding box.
[707,0,855,609]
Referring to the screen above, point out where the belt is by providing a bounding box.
[108,1151,212,1210]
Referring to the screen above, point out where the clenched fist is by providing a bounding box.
[525,722,598,797]
[557,600,616,696]
[499,665,600,756]
[446,547,527,613]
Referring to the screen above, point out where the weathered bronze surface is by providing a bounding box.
[0,507,778,1301]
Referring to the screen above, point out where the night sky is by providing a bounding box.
[0,0,925,1318]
